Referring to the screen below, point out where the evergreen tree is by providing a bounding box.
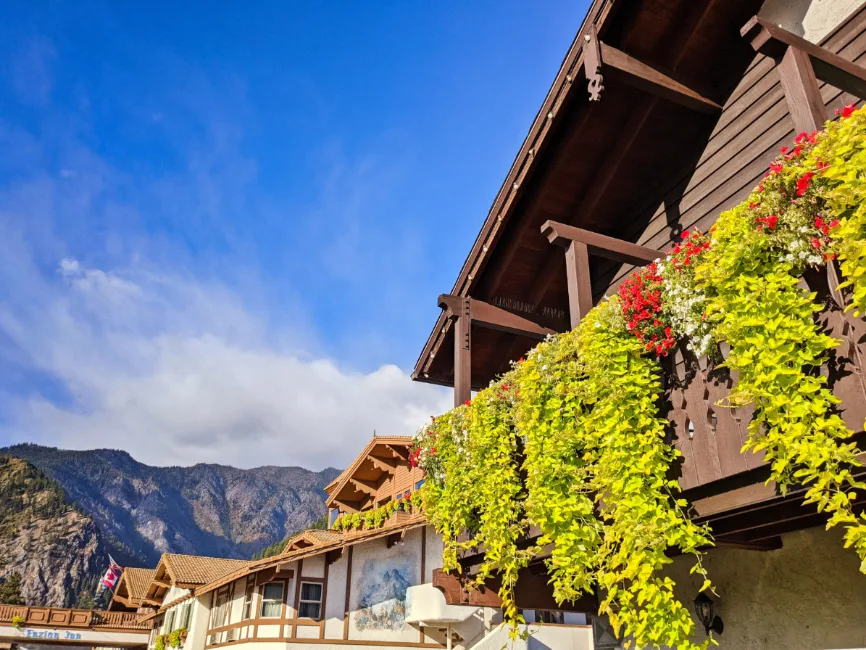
[75,589,95,610]
[0,572,24,605]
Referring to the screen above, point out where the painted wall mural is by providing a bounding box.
[355,557,414,631]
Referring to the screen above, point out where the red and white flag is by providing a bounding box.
[99,557,123,591]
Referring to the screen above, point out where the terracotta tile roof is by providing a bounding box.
[282,529,343,552]
[123,568,155,602]
[195,514,428,598]
[161,554,249,585]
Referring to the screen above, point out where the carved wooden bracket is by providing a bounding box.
[582,26,721,113]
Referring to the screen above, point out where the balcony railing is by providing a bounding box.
[0,605,151,631]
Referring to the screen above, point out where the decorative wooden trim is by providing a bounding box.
[343,546,353,641]
[438,295,556,340]
[368,455,398,474]
[385,444,410,461]
[349,478,377,497]
[584,25,603,100]
[280,576,288,622]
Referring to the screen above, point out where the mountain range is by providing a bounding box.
[0,444,340,606]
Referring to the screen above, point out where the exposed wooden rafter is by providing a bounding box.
[583,25,722,113]
[349,478,378,497]
[385,444,410,461]
[368,455,398,474]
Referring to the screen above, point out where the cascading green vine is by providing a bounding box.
[574,299,713,648]
[811,105,866,314]
[418,299,713,649]
[511,328,602,607]
[697,176,866,567]
[419,386,533,637]
[412,105,866,649]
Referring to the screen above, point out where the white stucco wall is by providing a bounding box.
[760,0,862,42]
[662,526,866,650]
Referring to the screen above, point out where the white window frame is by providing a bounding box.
[297,581,323,620]
[242,578,255,620]
[259,582,284,619]
[209,586,231,630]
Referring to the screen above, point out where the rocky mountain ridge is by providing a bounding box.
[0,455,104,607]
[0,444,340,604]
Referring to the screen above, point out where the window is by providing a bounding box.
[260,582,284,618]
[242,580,255,620]
[179,603,192,630]
[298,582,323,620]
[164,609,176,633]
[210,586,230,629]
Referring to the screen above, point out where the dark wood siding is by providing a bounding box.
[599,3,866,297]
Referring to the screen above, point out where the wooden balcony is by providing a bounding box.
[0,605,151,631]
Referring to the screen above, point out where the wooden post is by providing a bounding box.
[564,241,593,329]
[453,297,471,406]
[777,45,826,133]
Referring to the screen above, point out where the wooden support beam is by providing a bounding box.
[453,296,472,407]
[777,45,826,133]
[325,549,343,566]
[438,294,557,340]
[564,241,593,329]
[541,221,661,265]
[583,27,721,113]
[542,221,660,328]
[742,16,866,101]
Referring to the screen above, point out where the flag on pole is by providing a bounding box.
[96,556,123,598]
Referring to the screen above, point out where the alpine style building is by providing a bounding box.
[3,1,866,649]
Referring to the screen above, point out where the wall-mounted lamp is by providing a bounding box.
[693,592,724,636]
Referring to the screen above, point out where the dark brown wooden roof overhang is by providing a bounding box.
[412,0,765,390]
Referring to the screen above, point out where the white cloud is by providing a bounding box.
[0,253,450,470]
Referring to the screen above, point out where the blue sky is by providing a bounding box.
[0,0,587,468]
